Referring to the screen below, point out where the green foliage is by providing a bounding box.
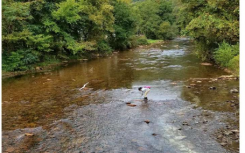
[2,1,32,35]
[214,42,239,67]
[2,0,184,72]
[136,35,149,45]
[97,40,112,53]
[157,21,177,40]
[136,0,161,39]
[2,0,119,71]
[175,0,239,62]
[186,14,239,44]
[228,55,239,75]
[133,0,178,40]
[52,0,81,24]
[109,0,137,50]
[3,50,40,71]
[147,39,161,44]
[128,35,148,48]
[173,0,240,74]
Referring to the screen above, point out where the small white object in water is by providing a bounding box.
[79,82,89,90]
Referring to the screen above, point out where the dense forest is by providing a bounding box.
[2,0,239,74]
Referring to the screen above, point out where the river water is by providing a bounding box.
[2,38,239,153]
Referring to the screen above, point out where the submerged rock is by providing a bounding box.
[25,133,34,137]
[176,136,186,140]
[217,135,223,139]
[220,142,227,146]
[201,63,212,66]
[182,122,189,126]
[171,82,177,85]
[230,89,239,93]
[231,130,239,133]
[203,120,208,124]
[127,104,137,107]
[223,131,233,136]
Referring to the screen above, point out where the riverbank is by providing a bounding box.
[2,39,164,79]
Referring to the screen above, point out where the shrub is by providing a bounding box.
[228,55,239,75]
[157,21,177,40]
[129,35,148,48]
[136,35,149,45]
[97,40,112,54]
[214,42,239,67]
[3,50,40,71]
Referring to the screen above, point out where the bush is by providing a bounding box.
[157,21,177,40]
[195,40,214,61]
[2,50,40,71]
[129,35,148,48]
[136,35,149,45]
[214,42,239,67]
[228,55,239,75]
[128,35,138,48]
[97,40,112,54]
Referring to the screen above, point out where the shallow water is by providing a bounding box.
[2,38,239,152]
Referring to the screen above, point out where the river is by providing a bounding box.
[2,38,239,153]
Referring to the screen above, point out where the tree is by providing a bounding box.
[133,0,178,40]
[109,0,137,50]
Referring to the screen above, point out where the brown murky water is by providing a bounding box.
[2,38,239,153]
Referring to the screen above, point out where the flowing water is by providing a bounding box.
[2,38,239,153]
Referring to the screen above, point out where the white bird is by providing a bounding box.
[79,82,89,90]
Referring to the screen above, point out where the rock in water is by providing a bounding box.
[231,129,239,133]
[230,89,239,93]
[217,134,223,139]
[171,82,177,85]
[220,142,227,146]
[182,122,189,126]
[224,131,232,136]
[35,67,43,70]
[144,120,150,124]
[25,133,34,137]
[209,87,216,90]
[201,63,212,66]
[127,104,137,107]
[203,120,208,124]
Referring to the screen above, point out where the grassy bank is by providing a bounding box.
[214,42,239,76]
[147,39,163,44]
[195,41,239,76]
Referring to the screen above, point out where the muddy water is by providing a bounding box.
[2,38,239,153]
